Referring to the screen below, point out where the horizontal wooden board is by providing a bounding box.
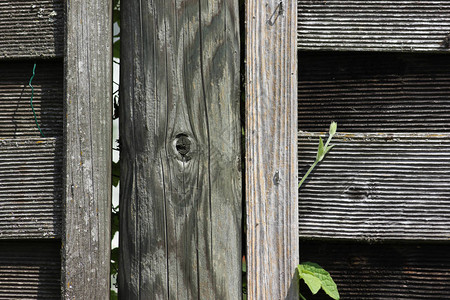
[299,51,450,132]
[0,61,63,138]
[299,240,450,299]
[298,133,450,241]
[0,241,60,299]
[0,0,63,59]
[0,138,62,239]
[298,0,450,52]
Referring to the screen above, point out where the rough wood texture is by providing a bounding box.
[299,133,450,241]
[298,51,450,133]
[0,0,63,59]
[246,0,298,299]
[0,138,62,239]
[300,240,450,299]
[0,61,63,138]
[119,0,241,298]
[298,0,450,52]
[0,241,61,299]
[63,0,112,298]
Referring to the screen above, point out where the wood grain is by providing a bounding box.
[298,0,450,52]
[300,240,450,299]
[0,138,62,239]
[299,133,450,241]
[119,0,241,298]
[246,0,299,299]
[0,0,63,59]
[63,0,112,298]
[0,241,61,299]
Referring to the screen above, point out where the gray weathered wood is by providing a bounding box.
[246,0,299,299]
[0,138,62,239]
[119,0,241,298]
[298,0,450,52]
[0,241,61,299]
[0,0,63,59]
[63,0,112,298]
[299,132,450,241]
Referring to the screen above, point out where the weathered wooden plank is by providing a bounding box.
[0,138,62,239]
[0,61,63,138]
[119,0,241,298]
[300,240,450,299]
[298,0,450,52]
[0,241,60,299]
[246,0,298,299]
[0,0,63,59]
[299,132,450,241]
[298,51,450,133]
[63,0,112,298]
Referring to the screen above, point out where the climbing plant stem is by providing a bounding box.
[29,63,45,137]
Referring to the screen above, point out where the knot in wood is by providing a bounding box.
[175,134,191,157]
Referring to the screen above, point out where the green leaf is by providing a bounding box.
[111,210,119,240]
[110,290,118,300]
[113,39,120,59]
[300,273,321,294]
[316,137,324,161]
[112,161,120,187]
[298,262,340,300]
[325,144,335,155]
[329,121,337,136]
[113,9,120,27]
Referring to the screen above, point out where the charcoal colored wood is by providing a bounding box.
[0,138,62,239]
[246,0,299,299]
[63,0,112,298]
[0,61,63,138]
[298,132,450,241]
[0,0,63,59]
[300,240,450,299]
[298,0,450,52]
[298,51,450,133]
[0,241,61,299]
[119,0,241,298]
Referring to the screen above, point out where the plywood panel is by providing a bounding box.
[298,0,450,52]
[0,61,63,138]
[0,241,61,299]
[298,52,450,132]
[298,133,450,241]
[0,0,63,59]
[299,240,450,299]
[0,138,62,239]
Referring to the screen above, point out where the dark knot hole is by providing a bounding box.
[175,134,191,157]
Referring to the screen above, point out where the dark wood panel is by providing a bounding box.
[299,240,450,299]
[299,52,450,132]
[298,0,450,52]
[0,138,62,239]
[0,60,63,138]
[0,0,63,58]
[299,133,450,241]
[0,241,60,299]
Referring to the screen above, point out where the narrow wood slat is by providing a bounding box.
[298,0,450,52]
[120,0,241,298]
[299,132,450,241]
[63,0,112,298]
[247,0,298,299]
[0,241,60,299]
[299,241,450,299]
[0,61,63,138]
[0,0,63,58]
[0,138,62,239]
[298,51,450,132]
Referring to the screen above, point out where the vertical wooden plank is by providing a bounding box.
[246,0,298,299]
[63,1,112,299]
[119,0,241,299]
